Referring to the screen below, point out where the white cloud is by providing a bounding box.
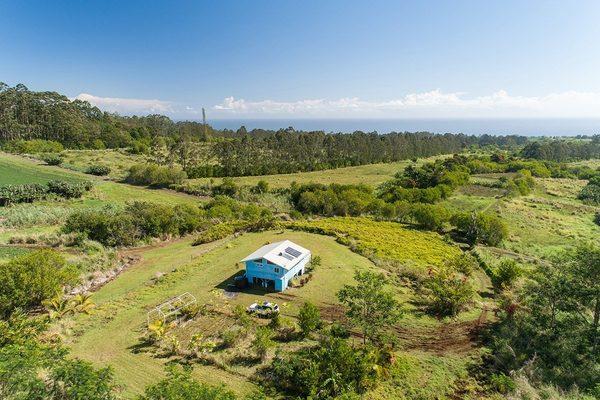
[74,90,600,118]
[75,93,174,115]
[212,90,600,118]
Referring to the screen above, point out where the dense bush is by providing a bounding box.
[290,183,376,216]
[489,259,523,290]
[421,266,474,317]
[0,183,48,205]
[125,163,187,187]
[47,180,92,198]
[0,249,77,317]
[451,211,508,246]
[0,180,92,206]
[489,245,600,392]
[578,176,600,205]
[3,139,64,153]
[595,212,600,226]
[267,335,381,398]
[377,156,470,203]
[42,153,63,165]
[86,164,111,176]
[137,366,236,400]
[64,202,208,247]
[63,206,139,247]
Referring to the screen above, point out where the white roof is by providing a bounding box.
[241,240,310,270]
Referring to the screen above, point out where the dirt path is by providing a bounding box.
[321,302,489,356]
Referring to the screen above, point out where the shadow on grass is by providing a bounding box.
[228,354,262,366]
[127,338,155,354]
[214,269,279,295]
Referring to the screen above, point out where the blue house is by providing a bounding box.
[241,240,311,292]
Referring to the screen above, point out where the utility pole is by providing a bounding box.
[202,108,208,140]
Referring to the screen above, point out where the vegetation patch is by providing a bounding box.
[289,217,461,273]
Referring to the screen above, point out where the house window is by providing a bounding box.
[274,267,280,273]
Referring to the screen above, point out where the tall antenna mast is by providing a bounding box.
[202,107,207,139]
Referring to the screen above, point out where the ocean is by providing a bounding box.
[208,118,600,137]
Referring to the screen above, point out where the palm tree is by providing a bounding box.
[44,295,74,319]
[147,319,170,343]
[70,293,95,314]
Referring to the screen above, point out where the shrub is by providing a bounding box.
[267,335,380,398]
[125,163,187,187]
[298,302,322,338]
[595,212,600,226]
[578,179,600,205]
[490,259,523,290]
[220,328,243,348]
[445,253,478,276]
[0,183,48,205]
[86,164,111,176]
[211,178,239,197]
[63,207,139,247]
[0,180,91,206]
[422,267,474,317]
[451,211,508,246]
[47,180,91,199]
[410,203,451,231]
[42,153,63,165]
[138,366,235,400]
[0,249,77,317]
[252,327,274,360]
[252,180,269,194]
[4,139,64,153]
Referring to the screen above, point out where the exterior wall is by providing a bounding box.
[245,253,311,292]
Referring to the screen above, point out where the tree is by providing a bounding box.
[337,271,402,344]
[490,244,600,391]
[298,302,322,338]
[0,250,77,318]
[251,327,274,361]
[137,366,236,400]
[451,211,508,246]
[422,267,475,317]
[48,360,116,400]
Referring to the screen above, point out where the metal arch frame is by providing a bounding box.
[147,292,197,325]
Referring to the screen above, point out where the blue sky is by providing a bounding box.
[2,0,600,119]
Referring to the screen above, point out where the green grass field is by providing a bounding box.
[66,231,386,397]
[186,155,451,189]
[0,153,199,242]
[65,228,481,399]
[0,152,86,185]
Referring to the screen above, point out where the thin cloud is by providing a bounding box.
[75,93,174,115]
[213,90,600,118]
[74,90,600,118]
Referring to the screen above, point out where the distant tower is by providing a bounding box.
[202,107,208,139]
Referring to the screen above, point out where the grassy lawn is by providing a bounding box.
[0,152,86,185]
[66,231,385,398]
